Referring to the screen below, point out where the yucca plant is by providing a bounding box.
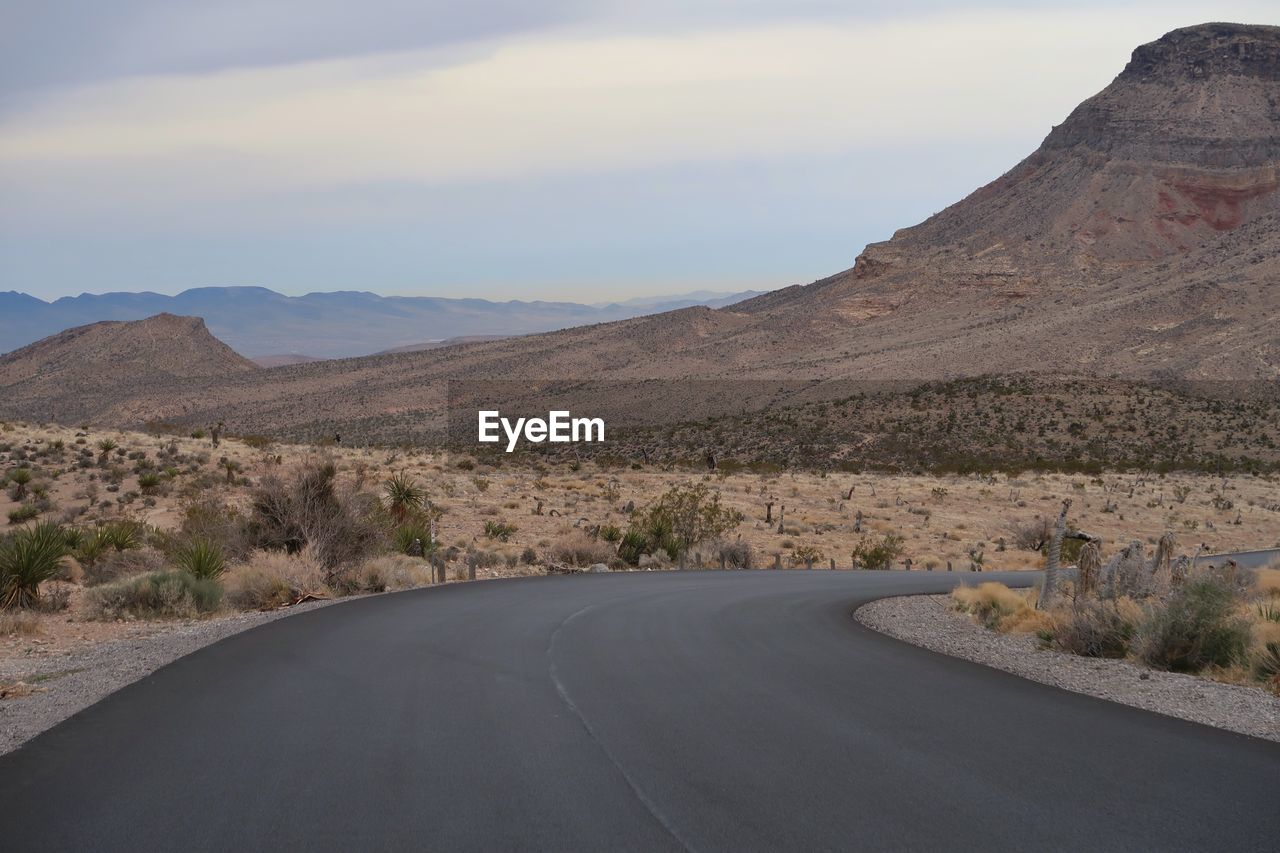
[101,520,142,552]
[75,528,110,567]
[172,538,228,580]
[6,467,33,500]
[393,520,434,556]
[137,471,162,493]
[0,521,69,609]
[383,473,425,523]
[96,439,118,465]
[483,520,517,542]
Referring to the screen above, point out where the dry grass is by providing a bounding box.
[1255,567,1280,598]
[951,583,1051,634]
[545,531,615,568]
[0,611,42,637]
[224,547,329,610]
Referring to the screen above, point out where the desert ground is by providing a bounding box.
[4,418,1279,670]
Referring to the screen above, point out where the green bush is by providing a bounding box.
[1138,577,1250,673]
[617,528,650,566]
[99,520,143,552]
[0,521,69,609]
[598,524,623,543]
[7,504,39,524]
[172,538,228,580]
[483,520,518,542]
[6,467,33,500]
[86,571,222,620]
[851,533,905,570]
[393,519,434,555]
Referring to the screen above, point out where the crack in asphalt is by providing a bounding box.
[547,600,695,853]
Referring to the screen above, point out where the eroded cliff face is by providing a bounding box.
[854,23,1280,287]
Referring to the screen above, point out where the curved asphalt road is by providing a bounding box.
[1,571,1277,851]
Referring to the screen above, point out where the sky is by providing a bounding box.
[0,1,1274,302]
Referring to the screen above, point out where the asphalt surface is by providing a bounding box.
[1,571,1277,852]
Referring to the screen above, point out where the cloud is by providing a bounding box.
[0,9,1152,212]
[1,0,1274,298]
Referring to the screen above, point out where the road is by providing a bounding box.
[1,571,1276,851]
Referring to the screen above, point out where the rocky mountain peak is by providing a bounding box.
[1119,23,1280,84]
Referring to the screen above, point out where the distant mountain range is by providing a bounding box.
[3,24,1278,443]
[0,287,765,359]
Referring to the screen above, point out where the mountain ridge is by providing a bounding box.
[0,286,766,360]
[2,23,1278,439]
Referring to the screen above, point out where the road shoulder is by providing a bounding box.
[856,594,1279,742]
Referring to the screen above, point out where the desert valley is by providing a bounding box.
[1,17,1279,850]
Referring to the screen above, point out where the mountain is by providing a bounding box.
[0,314,257,425]
[0,287,765,359]
[250,354,325,368]
[1,23,1278,441]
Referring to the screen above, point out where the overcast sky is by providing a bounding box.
[0,1,1273,302]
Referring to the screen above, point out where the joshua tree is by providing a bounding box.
[1076,540,1101,595]
[1038,499,1070,609]
[1147,532,1176,595]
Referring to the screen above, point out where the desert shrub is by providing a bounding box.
[7,504,39,524]
[172,538,228,580]
[137,471,162,493]
[83,547,169,586]
[224,548,327,610]
[1253,641,1280,688]
[1137,577,1251,673]
[178,497,251,560]
[790,544,825,568]
[598,524,623,543]
[86,571,221,620]
[546,532,614,567]
[0,521,68,609]
[952,582,1048,633]
[392,519,434,555]
[247,462,382,580]
[851,533,905,570]
[520,546,538,565]
[466,547,503,569]
[1009,517,1053,551]
[617,528,649,566]
[716,539,755,569]
[1054,599,1137,658]
[358,554,434,592]
[33,583,71,613]
[0,610,41,636]
[483,520,518,541]
[99,519,143,552]
[625,482,743,562]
